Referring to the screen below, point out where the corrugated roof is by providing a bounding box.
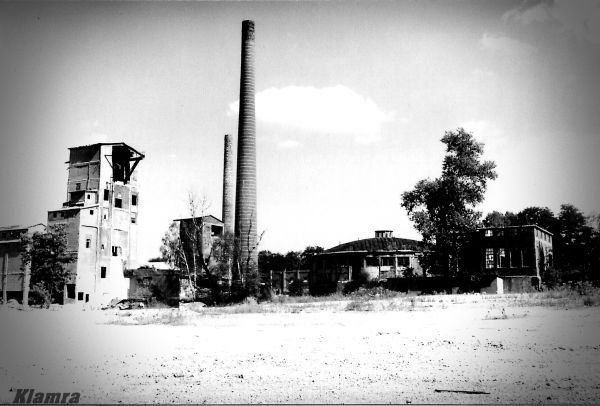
[326,237,424,253]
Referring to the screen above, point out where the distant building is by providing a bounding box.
[0,224,46,304]
[459,225,553,292]
[174,215,224,274]
[47,143,144,305]
[309,230,425,294]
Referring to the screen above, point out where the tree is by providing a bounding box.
[300,246,324,269]
[401,128,497,276]
[20,224,74,305]
[482,211,518,227]
[557,204,594,279]
[516,206,557,232]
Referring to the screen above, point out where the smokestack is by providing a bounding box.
[222,134,234,236]
[234,20,258,274]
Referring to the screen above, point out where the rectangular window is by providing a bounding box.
[103,189,109,201]
[115,198,122,208]
[77,292,84,301]
[66,284,75,299]
[85,237,91,249]
[485,248,495,269]
[365,257,379,267]
[112,246,121,257]
[76,183,81,191]
[497,248,507,268]
[53,212,57,218]
[381,257,394,266]
[510,248,522,268]
[485,229,493,237]
[132,195,137,206]
[85,294,89,303]
[131,216,136,224]
[87,194,90,200]
[101,267,107,278]
[90,209,94,215]
[397,257,410,267]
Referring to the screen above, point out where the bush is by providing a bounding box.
[287,278,304,296]
[29,283,52,308]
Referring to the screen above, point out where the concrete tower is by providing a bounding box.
[234,20,258,274]
[222,133,234,236]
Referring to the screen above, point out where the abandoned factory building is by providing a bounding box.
[459,224,553,292]
[309,230,425,294]
[47,142,145,305]
[0,224,46,304]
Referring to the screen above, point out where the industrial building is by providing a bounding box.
[47,142,144,305]
[0,224,46,304]
[309,230,425,294]
[459,224,553,292]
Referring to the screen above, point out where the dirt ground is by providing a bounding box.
[0,296,599,404]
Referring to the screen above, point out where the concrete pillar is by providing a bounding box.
[234,20,258,279]
[282,269,287,293]
[2,252,7,304]
[22,261,30,307]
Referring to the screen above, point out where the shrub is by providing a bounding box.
[29,283,52,308]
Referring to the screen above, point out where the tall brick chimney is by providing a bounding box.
[222,133,234,236]
[234,20,258,275]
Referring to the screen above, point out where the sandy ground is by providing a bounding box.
[0,297,599,404]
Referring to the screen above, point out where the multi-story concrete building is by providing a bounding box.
[0,224,45,304]
[47,143,144,305]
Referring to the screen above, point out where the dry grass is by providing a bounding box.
[102,284,600,325]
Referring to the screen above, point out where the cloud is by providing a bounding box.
[479,32,537,56]
[228,85,395,144]
[503,0,600,44]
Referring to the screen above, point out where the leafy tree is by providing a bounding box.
[20,224,74,305]
[557,204,594,279]
[300,246,324,269]
[516,206,557,232]
[401,128,497,276]
[482,211,518,227]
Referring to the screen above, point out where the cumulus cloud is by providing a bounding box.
[228,85,395,144]
[479,32,537,56]
[503,0,600,44]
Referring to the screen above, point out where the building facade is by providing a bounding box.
[309,231,424,294]
[174,215,224,277]
[459,225,553,292]
[47,143,144,305]
[0,224,45,304]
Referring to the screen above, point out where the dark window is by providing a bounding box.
[103,189,109,201]
[131,217,136,224]
[497,248,508,268]
[115,198,122,208]
[90,209,94,215]
[112,246,120,257]
[101,267,107,278]
[510,248,522,268]
[132,195,137,206]
[85,237,91,249]
[381,257,394,266]
[66,284,76,299]
[85,294,89,303]
[76,183,81,191]
[77,292,84,301]
[365,257,379,267]
[53,212,57,218]
[397,257,410,267]
[87,194,90,199]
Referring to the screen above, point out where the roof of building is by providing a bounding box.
[0,223,46,232]
[477,224,553,236]
[68,142,145,158]
[173,214,224,225]
[325,237,424,254]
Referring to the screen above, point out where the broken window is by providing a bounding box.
[115,198,122,208]
[101,267,106,279]
[132,195,137,206]
[103,189,109,201]
[497,248,507,268]
[485,248,494,269]
[112,246,121,257]
[77,292,84,301]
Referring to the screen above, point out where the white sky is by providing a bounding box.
[1,0,599,261]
